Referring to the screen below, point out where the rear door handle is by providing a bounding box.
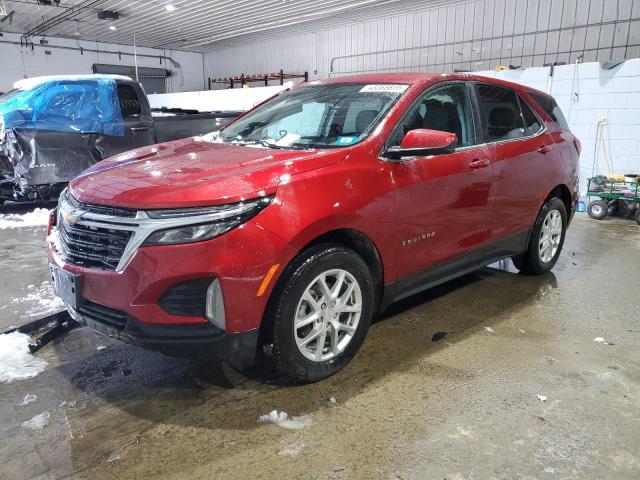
[538,145,553,154]
[130,126,149,132]
[469,159,490,169]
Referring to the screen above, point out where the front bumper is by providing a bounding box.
[69,304,260,365]
[48,219,295,352]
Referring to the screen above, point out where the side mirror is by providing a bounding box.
[386,129,458,159]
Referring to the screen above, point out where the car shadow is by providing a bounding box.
[50,263,558,433]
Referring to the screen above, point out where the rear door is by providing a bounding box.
[98,82,155,159]
[473,83,554,244]
[385,82,492,280]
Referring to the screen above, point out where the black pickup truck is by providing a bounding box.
[0,75,241,204]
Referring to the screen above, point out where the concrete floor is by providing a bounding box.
[0,210,639,480]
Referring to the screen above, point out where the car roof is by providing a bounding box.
[310,72,551,100]
[13,74,133,91]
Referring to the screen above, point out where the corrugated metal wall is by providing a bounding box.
[204,0,640,85]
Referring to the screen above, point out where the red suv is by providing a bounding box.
[48,74,580,382]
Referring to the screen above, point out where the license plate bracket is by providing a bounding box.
[50,265,82,309]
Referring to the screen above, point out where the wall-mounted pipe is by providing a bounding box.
[0,38,182,68]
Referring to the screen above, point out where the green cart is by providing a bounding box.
[586,176,640,225]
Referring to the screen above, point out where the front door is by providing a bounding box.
[385,82,492,280]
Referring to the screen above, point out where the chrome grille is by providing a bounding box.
[63,190,137,218]
[59,220,132,271]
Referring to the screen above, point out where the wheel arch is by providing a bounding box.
[259,228,385,348]
[525,184,572,250]
[547,184,573,221]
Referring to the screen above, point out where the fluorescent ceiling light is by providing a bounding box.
[165,4,176,11]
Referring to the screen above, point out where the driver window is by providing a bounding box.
[388,83,475,149]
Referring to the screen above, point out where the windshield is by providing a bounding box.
[219,83,409,149]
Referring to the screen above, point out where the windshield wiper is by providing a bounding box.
[259,140,284,149]
[219,137,310,150]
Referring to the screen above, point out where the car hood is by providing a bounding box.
[69,137,349,209]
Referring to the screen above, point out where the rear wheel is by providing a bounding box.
[512,197,567,275]
[265,245,375,383]
[635,208,640,226]
[587,200,608,220]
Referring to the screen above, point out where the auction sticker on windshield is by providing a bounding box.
[360,84,409,93]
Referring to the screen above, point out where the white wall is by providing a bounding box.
[478,59,640,192]
[204,0,640,83]
[0,32,205,93]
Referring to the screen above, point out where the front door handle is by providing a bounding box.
[538,145,553,154]
[469,159,490,169]
[130,126,149,132]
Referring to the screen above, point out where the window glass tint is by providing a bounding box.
[263,102,326,139]
[342,99,385,135]
[476,84,526,142]
[529,91,570,131]
[117,84,142,117]
[221,83,407,148]
[388,83,475,149]
[518,96,542,136]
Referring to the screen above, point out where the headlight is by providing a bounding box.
[142,195,273,246]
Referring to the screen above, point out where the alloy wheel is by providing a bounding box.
[538,209,563,263]
[293,269,362,362]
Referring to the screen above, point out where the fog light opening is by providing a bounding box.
[206,279,226,331]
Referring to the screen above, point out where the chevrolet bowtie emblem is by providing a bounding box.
[62,208,83,224]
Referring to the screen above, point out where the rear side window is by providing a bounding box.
[475,84,528,142]
[117,84,142,117]
[528,91,570,131]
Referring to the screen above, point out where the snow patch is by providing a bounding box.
[18,393,38,406]
[107,452,121,463]
[0,332,47,382]
[259,410,312,430]
[96,345,107,351]
[10,281,64,318]
[21,411,50,430]
[0,208,50,230]
[279,440,307,458]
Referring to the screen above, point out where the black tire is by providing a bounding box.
[264,244,375,383]
[635,208,640,226]
[512,197,567,275]
[588,200,608,220]
[607,200,619,217]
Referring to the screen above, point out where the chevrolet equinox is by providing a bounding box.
[48,74,580,382]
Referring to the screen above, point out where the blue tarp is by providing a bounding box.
[0,77,124,136]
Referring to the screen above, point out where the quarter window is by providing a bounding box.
[387,83,475,149]
[518,96,543,136]
[529,91,570,131]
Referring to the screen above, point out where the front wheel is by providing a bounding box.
[512,197,567,275]
[265,245,375,383]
